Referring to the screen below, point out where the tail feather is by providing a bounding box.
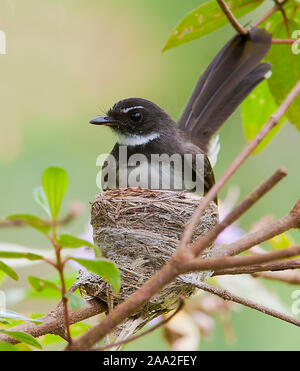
[177,27,272,151]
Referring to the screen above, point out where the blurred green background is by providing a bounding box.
[0,0,300,350]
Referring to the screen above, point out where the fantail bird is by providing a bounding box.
[89,27,272,198]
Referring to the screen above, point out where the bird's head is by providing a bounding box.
[89,98,174,141]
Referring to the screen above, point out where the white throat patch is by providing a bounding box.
[117,132,160,146]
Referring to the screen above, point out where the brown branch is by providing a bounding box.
[95,298,185,351]
[0,285,107,345]
[253,3,283,27]
[180,80,300,249]
[272,38,300,44]
[216,0,248,34]
[190,168,287,257]
[220,198,300,257]
[185,245,300,273]
[193,282,300,328]
[214,258,300,277]
[253,270,300,285]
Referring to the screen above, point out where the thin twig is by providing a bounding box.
[253,270,300,285]
[216,0,248,34]
[220,199,300,257]
[193,282,300,328]
[185,245,300,273]
[213,258,300,276]
[272,38,300,44]
[253,3,283,27]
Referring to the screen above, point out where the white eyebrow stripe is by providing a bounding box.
[120,106,145,113]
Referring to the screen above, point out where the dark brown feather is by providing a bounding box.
[177,27,272,151]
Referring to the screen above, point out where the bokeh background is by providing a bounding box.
[1,0,300,350]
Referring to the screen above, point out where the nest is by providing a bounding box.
[77,188,219,325]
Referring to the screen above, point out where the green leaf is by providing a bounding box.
[58,234,95,249]
[0,251,43,261]
[163,0,263,51]
[0,329,42,349]
[33,186,51,217]
[0,319,11,325]
[269,232,294,250]
[65,292,88,310]
[28,276,60,293]
[58,234,102,257]
[6,214,50,234]
[70,321,91,337]
[0,310,42,324]
[242,80,286,153]
[0,341,18,351]
[42,167,68,219]
[25,273,77,302]
[267,20,300,130]
[0,261,18,281]
[70,257,121,293]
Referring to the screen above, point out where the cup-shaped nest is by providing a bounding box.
[77,188,219,322]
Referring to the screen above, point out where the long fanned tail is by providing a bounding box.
[177,27,272,152]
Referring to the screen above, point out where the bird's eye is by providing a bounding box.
[129,111,142,123]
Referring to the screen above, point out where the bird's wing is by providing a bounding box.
[177,27,272,152]
[181,141,216,199]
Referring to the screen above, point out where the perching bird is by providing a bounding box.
[90,27,272,198]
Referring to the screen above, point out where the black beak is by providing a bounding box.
[89,116,120,127]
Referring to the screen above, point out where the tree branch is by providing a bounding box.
[216,0,248,34]
[220,198,300,257]
[193,282,300,328]
[0,286,107,345]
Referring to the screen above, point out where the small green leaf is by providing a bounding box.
[0,341,18,351]
[0,251,43,261]
[0,329,42,349]
[65,292,88,310]
[0,319,11,325]
[70,322,91,337]
[42,167,68,219]
[58,234,95,249]
[242,80,286,153]
[33,186,51,217]
[70,257,121,293]
[28,276,60,293]
[163,0,264,51]
[58,234,102,257]
[0,261,18,281]
[0,310,42,324]
[269,232,294,250]
[6,214,50,234]
[267,20,300,130]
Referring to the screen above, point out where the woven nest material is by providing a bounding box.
[77,188,219,324]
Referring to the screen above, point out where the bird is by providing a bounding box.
[89,27,272,199]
